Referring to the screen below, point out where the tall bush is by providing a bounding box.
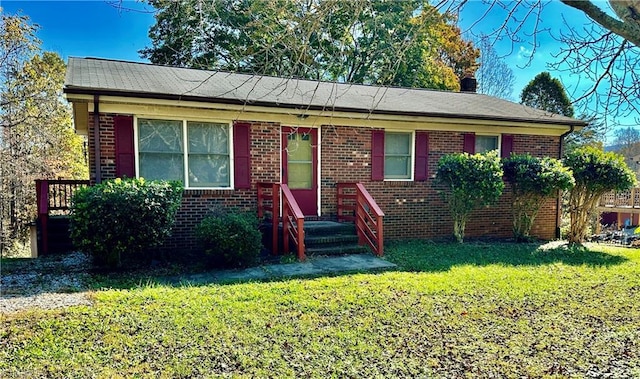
[503,154,574,241]
[196,210,262,268]
[563,146,636,245]
[436,151,504,243]
[69,178,183,267]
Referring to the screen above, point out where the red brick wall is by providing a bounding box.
[321,127,560,240]
[90,114,281,252]
[90,112,560,251]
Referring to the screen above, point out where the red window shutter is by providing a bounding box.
[233,122,251,189]
[371,130,385,181]
[463,133,475,154]
[114,115,135,178]
[414,131,429,181]
[501,134,514,159]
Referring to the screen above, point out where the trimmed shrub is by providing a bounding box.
[436,151,504,243]
[196,210,262,268]
[503,154,574,241]
[564,146,636,245]
[69,178,183,267]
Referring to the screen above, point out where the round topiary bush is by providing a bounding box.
[69,178,183,268]
[196,210,263,268]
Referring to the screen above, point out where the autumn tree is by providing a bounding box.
[0,13,87,256]
[141,0,479,90]
[521,72,574,117]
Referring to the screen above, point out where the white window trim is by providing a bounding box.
[384,130,415,182]
[134,115,235,190]
[475,133,501,155]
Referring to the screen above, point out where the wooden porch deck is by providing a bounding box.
[598,188,640,214]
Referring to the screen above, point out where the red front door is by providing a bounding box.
[282,127,318,216]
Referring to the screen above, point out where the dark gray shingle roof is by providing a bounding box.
[64,57,584,126]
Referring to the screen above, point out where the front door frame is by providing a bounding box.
[282,126,320,216]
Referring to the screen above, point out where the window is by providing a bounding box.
[286,133,313,189]
[384,132,412,180]
[475,135,499,154]
[137,118,231,188]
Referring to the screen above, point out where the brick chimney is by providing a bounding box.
[460,74,477,93]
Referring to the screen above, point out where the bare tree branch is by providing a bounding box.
[561,0,640,47]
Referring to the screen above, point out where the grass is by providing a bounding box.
[1,241,639,378]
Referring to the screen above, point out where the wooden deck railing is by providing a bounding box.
[257,182,280,254]
[35,179,90,255]
[337,182,384,256]
[599,188,640,211]
[281,184,305,261]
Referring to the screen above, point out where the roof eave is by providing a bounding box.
[63,86,587,127]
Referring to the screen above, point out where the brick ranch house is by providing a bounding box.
[61,57,585,255]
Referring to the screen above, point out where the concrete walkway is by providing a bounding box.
[168,254,397,286]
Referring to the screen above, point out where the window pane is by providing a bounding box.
[287,133,312,162]
[187,122,230,188]
[475,135,498,153]
[139,119,183,153]
[188,154,230,187]
[385,133,411,155]
[384,132,411,179]
[288,162,312,189]
[139,153,184,181]
[286,132,313,188]
[385,156,410,178]
[188,122,229,154]
[138,119,184,181]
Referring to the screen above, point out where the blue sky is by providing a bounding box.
[1,0,634,139]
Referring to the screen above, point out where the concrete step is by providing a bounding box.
[303,221,356,236]
[305,233,359,247]
[260,220,371,257]
[305,244,370,256]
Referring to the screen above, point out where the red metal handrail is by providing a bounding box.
[257,182,280,254]
[337,182,384,256]
[599,188,640,209]
[281,184,305,261]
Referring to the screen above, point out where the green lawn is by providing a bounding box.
[2,242,639,378]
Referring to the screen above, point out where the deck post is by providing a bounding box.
[35,180,49,255]
[283,199,290,254]
[272,183,280,255]
[296,217,305,261]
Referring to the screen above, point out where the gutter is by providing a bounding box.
[556,125,575,239]
[93,95,101,184]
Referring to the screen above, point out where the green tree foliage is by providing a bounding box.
[141,0,479,90]
[69,178,184,268]
[436,151,504,243]
[521,72,574,117]
[0,13,87,256]
[563,146,636,245]
[503,154,575,241]
[564,114,606,154]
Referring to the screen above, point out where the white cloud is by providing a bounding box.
[517,46,533,60]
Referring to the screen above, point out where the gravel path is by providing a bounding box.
[1,252,93,314]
